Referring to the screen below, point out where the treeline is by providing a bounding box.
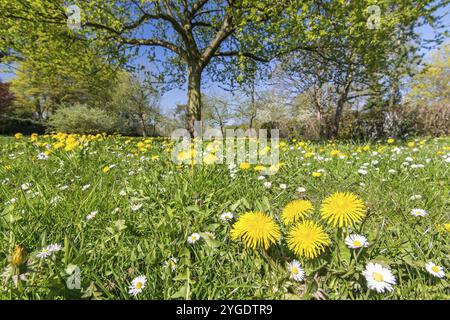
[0,1,448,139]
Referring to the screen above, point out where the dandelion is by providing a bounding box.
[312,171,322,177]
[239,162,250,170]
[362,263,396,293]
[320,192,366,227]
[231,211,280,250]
[345,234,369,249]
[220,212,233,222]
[128,275,147,297]
[281,199,314,225]
[287,220,330,259]
[11,245,27,267]
[288,260,305,282]
[187,233,201,244]
[425,262,445,278]
[411,208,427,217]
[102,166,111,173]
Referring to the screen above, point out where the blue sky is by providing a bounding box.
[1,4,448,114]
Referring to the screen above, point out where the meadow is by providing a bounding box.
[0,133,449,300]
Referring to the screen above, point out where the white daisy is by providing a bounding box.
[358,169,368,175]
[36,247,52,259]
[36,243,61,259]
[409,194,422,200]
[296,187,306,193]
[345,234,369,249]
[164,257,178,272]
[362,262,396,293]
[21,183,31,191]
[119,190,127,196]
[48,243,62,253]
[425,262,445,278]
[86,211,98,221]
[220,212,233,222]
[263,182,272,188]
[187,233,201,244]
[411,208,427,217]
[37,152,49,160]
[81,184,91,191]
[288,260,305,282]
[128,275,147,297]
[279,184,287,190]
[131,203,143,212]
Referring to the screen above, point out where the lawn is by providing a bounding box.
[0,133,449,299]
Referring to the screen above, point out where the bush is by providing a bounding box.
[0,115,47,135]
[48,104,118,134]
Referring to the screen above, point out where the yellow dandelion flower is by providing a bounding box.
[287,221,330,259]
[320,192,366,227]
[387,138,395,144]
[312,171,322,177]
[14,133,23,139]
[407,141,415,148]
[11,245,27,267]
[239,162,251,170]
[102,166,111,173]
[282,200,314,225]
[231,211,281,250]
[443,223,450,233]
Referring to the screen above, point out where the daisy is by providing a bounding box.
[21,183,31,191]
[128,275,147,297]
[279,184,287,190]
[357,169,368,175]
[263,182,272,188]
[37,152,49,160]
[411,208,427,217]
[288,260,305,282]
[86,211,98,221]
[345,234,369,249]
[425,262,445,278]
[187,233,201,244]
[409,194,422,200]
[36,243,61,259]
[296,187,306,193]
[231,211,280,250]
[164,257,178,272]
[131,203,143,212]
[81,184,91,191]
[362,262,396,293]
[48,243,62,253]
[220,212,234,222]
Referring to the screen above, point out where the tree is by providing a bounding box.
[109,72,161,137]
[407,43,450,106]
[202,94,233,135]
[0,81,14,114]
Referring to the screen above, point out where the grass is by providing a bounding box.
[0,133,449,300]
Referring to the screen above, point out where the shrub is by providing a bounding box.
[0,115,47,135]
[48,104,118,134]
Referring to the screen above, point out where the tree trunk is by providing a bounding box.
[187,64,202,136]
[139,114,147,137]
